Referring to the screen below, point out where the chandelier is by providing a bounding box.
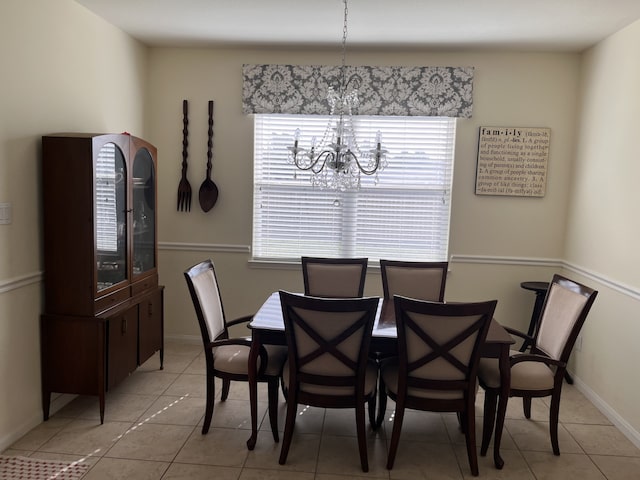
[287,0,387,191]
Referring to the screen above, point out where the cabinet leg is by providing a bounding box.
[160,348,164,370]
[42,390,51,421]
[99,393,105,424]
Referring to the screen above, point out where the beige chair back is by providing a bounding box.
[395,296,496,394]
[279,291,378,394]
[184,260,226,344]
[302,257,368,298]
[381,260,448,301]
[535,275,597,361]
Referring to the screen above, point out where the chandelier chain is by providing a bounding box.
[286,0,388,191]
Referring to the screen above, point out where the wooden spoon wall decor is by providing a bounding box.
[198,100,219,212]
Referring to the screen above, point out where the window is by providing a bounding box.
[252,114,456,263]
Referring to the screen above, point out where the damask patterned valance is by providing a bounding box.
[242,64,473,118]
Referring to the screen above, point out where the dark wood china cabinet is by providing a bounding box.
[40,133,164,423]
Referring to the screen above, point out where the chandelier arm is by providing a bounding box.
[345,150,381,176]
[292,150,335,172]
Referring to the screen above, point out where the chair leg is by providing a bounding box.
[267,378,280,442]
[376,372,388,429]
[549,390,562,455]
[280,376,288,401]
[355,403,370,472]
[202,374,216,434]
[480,389,497,456]
[463,404,479,476]
[368,395,377,430]
[221,379,231,401]
[523,396,532,419]
[386,399,405,470]
[278,393,298,465]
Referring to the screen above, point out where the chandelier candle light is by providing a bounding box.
[287,0,388,191]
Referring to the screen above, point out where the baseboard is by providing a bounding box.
[570,372,640,450]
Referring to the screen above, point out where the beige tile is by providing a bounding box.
[443,414,517,451]
[590,454,640,480]
[452,445,535,479]
[388,441,463,480]
[316,434,388,477]
[163,342,202,357]
[112,370,179,396]
[140,395,206,426]
[540,386,612,425]
[173,427,250,467]
[380,409,449,444]
[323,408,382,438]
[209,399,267,430]
[162,463,241,479]
[221,378,269,401]
[82,457,169,479]
[522,451,605,480]
[261,402,325,435]
[244,430,320,472]
[563,424,640,456]
[138,351,197,374]
[163,373,207,397]
[54,395,104,420]
[184,353,207,375]
[105,423,194,462]
[9,416,73,450]
[315,475,378,480]
[240,467,315,480]
[26,451,100,468]
[38,420,133,456]
[0,449,32,456]
[61,393,159,423]
[503,396,550,421]
[505,418,583,454]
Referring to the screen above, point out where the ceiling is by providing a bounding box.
[75,0,640,52]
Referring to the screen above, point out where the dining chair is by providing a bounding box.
[278,291,379,472]
[376,260,449,425]
[184,259,287,438]
[380,259,448,301]
[380,296,497,476]
[301,256,368,298]
[478,274,597,457]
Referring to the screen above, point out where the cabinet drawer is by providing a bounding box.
[95,287,130,314]
[131,274,158,296]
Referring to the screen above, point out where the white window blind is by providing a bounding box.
[252,114,456,263]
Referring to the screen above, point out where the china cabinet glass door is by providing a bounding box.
[132,148,156,276]
[95,142,127,292]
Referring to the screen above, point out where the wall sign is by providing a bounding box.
[475,126,550,197]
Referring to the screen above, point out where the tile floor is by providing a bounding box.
[3,340,640,479]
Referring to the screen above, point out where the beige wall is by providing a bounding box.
[565,19,640,434]
[0,0,148,448]
[146,48,579,339]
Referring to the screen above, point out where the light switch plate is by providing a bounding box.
[0,203,11,224]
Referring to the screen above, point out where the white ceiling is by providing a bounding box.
[76,0,640,52]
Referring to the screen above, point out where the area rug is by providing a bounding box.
[0,455,88,480]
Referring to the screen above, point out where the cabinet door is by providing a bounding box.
[138,289,164,366]
[132,146,156,278]
[95,141,128,293]
[107,306,138,389]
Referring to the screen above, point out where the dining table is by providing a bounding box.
[246,292,515,469]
